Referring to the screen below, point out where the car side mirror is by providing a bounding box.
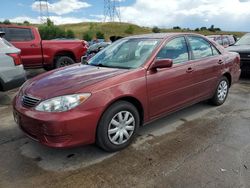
[151,58,173,70]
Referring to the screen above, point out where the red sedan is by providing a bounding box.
[13,33,241,152]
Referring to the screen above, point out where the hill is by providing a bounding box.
[58,22,245,40]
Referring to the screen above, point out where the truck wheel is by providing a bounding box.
[55,56,75,68]
[96,101,140,152]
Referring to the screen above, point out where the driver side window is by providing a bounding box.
[157,37,189,64]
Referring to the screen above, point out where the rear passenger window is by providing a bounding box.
[222,37,229,46]
[188,36,213,59]
[4,28,34,42]
[157,37,189,64]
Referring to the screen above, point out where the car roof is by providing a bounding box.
[125,33,205,39]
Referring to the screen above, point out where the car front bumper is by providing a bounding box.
[13,97,103,148]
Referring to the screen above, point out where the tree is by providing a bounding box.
[195,28,200,31]
[46,18,54,26]
[38,19,68,40]
[3,19,11,25]
[23,21,30,26]
[200,27,207,31]
[152,26,161,33]
[208,25,215,32]
[173,26,181,30]
[96,31,105,39]
[125,25,134,34]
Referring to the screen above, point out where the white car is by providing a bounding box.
[0,36,26,91]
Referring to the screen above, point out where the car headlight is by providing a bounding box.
[35,93,91,112]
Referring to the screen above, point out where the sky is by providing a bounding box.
[1,0,250,31]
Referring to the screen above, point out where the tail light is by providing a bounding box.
[7,53,22,66]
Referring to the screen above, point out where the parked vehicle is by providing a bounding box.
[0,37,26,91]
[207,35,236,48]
[13,33,241,152]
[227,33,250,76]
[0,25,88,70]
[84,42,111,60]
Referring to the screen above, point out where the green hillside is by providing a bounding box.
[58,22,245,41]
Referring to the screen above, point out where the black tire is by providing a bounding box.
[55,56,75,68]
[43,65,53,71]
[96,101,140,152]
[210,76,229,106]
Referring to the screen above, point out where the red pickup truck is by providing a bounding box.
[0,25,88,70]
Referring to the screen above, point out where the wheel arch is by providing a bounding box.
[54,51,76,63]
[223,72,232,87]
[100,96,145,127]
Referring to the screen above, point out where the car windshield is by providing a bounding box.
[235,34,250,45]
[88,38,160,69]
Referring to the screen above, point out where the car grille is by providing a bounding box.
[22,95,41,108]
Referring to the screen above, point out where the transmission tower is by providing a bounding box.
[104,0,121,22]
[36,0,49,23]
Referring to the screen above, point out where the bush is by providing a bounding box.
[96,31,105,39]
[82,31,93,41]
[38,19,75,40]
[125,25,134,34]
[3,19,11,25]
[66,30,75,38]
[152,26,161,33]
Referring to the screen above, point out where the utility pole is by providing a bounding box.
[104,0,121,22]
[36,0,49,23]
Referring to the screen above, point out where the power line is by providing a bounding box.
[104,0,121,22]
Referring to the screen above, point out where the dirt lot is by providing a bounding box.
[0,71,250,188]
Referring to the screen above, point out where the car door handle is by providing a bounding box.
[30,44,36,48]
[218,60,224,64]
[186,67,194,73]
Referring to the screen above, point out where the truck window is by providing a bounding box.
[4,28,34,42]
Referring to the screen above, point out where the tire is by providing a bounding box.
[43,65,53,71]
[96,101,140,152]
[210,76,229,106]
[55,56,75,68]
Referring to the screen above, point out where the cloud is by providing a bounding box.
[119,0,250,31]
[31,0,91,16]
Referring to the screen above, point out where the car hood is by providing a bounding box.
[227,45,250,53]
[23,64,129,99]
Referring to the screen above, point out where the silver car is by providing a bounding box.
[0,37,26,91]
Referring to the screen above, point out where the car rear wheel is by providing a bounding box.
[96,101,140,152]
[211,76,229,106]
[55,56,75,68]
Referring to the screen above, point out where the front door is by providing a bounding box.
[147,36,196,119]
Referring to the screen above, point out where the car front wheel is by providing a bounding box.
[211,76,229,106]
[96,101,140,152]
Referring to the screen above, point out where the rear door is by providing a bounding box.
[4,27,43,67]
[147,36,197,118]
[186,36,223,99]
